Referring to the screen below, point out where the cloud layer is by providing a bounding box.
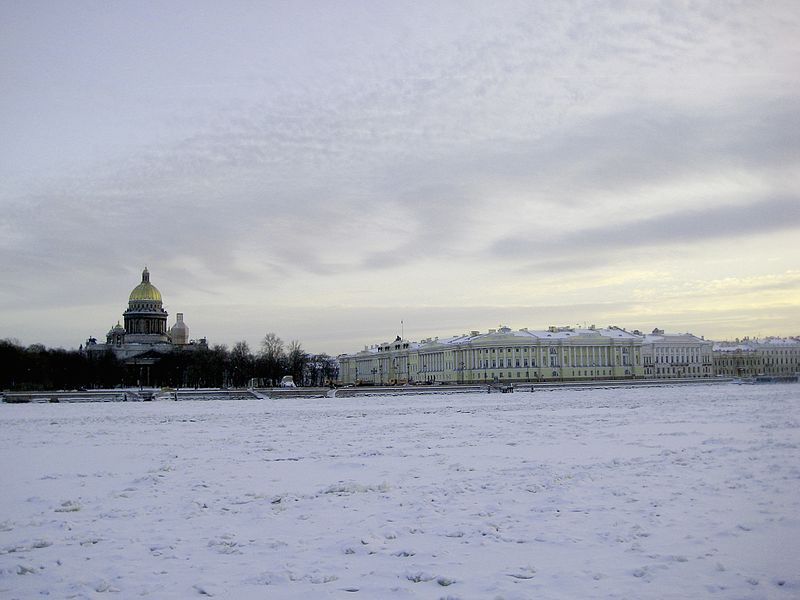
[1,1,798,352]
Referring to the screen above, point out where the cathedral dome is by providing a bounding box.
[129,267,162,302]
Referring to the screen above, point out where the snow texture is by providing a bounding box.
[1,384,798,599]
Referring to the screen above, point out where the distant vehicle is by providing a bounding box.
[280,375,296,388]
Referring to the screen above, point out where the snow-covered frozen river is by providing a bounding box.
[1,383,798,599]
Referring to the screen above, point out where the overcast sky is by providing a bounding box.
[1,1,798,355]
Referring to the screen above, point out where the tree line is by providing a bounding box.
[0,333,338,391]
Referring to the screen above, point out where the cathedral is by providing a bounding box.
[85,267,204,363]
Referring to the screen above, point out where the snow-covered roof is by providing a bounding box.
[713,343,757,352]
[642,332,708,345]
[713,337,800,352]
[467,325,640,341]
[342,325,644,357]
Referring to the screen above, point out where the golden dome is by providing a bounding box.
[129,267,162,302]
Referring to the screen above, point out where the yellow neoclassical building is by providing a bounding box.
[338,325,644,385]
[713,337,800,378]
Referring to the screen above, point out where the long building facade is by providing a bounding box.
[338,325,645,385]
[713,337,800,378]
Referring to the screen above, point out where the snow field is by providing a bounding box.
[1,384,798,599]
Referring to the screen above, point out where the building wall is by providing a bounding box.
[713,349,762,378]
[713,338,800,377]
[641,333,714,378]
[758,341,800,376]
[338,326,644,385]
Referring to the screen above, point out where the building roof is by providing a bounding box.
[444,325,641,343]
[642,332,708,344]
[129,267,162,302]
[343,325,642,358]
[713,337,800,352]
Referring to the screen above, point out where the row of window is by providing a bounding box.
[653,366,709,375]
[653,355,709,364]
[431,346,633,355]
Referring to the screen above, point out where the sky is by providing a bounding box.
[1,0,799,355]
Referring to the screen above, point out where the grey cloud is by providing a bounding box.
[512,254,612,275]
[251,300,640,352]
[747,277,800,294]
[3,0,799,338]
[477,98,799,202]
[355,94,800,273]
[493,195,800,268]
[5,87,798,295]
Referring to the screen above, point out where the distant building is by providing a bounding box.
[85,267,205,364]
[337,325,644,385]
[640,328,714,378]
[170,313,189,345]
[756,337,800,376]
[713,337,800,378]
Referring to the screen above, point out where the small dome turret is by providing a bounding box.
[106,320,126,346]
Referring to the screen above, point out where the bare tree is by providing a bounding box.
[230,340,254,387]
[286,340,308,386]
[304,353,339,386]
[259,332,286,386]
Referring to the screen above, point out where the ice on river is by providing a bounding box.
[1,384,798,599]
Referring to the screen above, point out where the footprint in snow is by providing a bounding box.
[16,564,38,575]
[55,500,81,512]
[94,580,120,593]
[405,571,436,583]
[193,583,217,596]
[507,565,536,580]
